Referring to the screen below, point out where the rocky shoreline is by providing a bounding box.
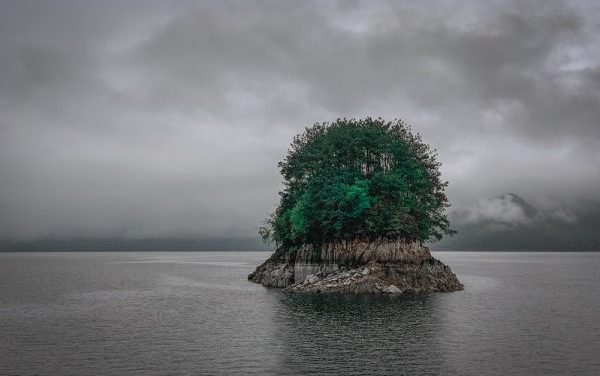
[248,240,463,294]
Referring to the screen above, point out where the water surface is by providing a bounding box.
[1,251,599,375]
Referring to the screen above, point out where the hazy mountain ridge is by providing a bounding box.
[0,237,270,252]
[3,193,599,252]
[437,193,600,251]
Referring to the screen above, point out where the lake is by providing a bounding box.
[1,251,599,375]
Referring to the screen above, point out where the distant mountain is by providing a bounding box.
[436,193,600,251]
[3,193,599,252]
[0,237,271,252]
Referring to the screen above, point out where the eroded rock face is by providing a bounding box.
[248,240,463,294]
[247,249,295,288]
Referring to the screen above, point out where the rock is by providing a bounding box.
[304,274,319,284]
[384,284,402,294]
[248,240,463,294]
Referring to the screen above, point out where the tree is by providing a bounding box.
[260,117,455,250]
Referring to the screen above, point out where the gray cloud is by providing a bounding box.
[440,193,600,250]
[0,0,599,249]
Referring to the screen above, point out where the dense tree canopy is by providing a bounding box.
[260,118,455,250]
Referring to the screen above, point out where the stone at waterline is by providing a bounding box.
[384,285,402,294]
[248,240,463,294]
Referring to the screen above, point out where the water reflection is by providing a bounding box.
[269,291,446,375]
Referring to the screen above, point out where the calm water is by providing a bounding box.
[1,252,599,376]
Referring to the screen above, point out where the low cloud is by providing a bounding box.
[441,193,598,251]
[454,193,538,229]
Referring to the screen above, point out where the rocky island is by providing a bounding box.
[249,240,462,293]
[249,118,463,294]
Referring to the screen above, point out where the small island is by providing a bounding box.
[249,118,463,294]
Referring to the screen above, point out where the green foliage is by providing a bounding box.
[261,117,455,249]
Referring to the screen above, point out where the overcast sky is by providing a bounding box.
[1,0,599,249]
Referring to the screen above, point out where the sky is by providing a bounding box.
[1,0,599,250]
